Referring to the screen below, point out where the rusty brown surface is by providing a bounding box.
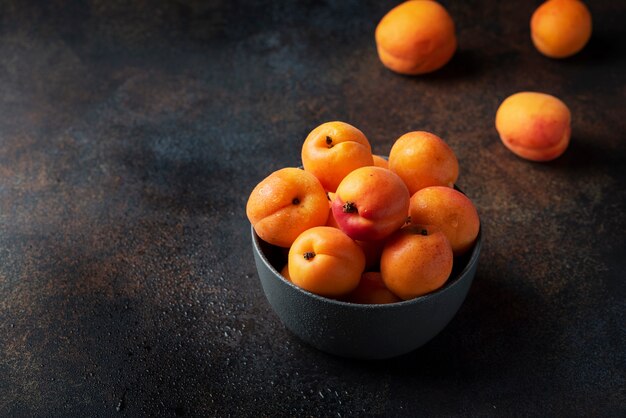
[0,0,624,416]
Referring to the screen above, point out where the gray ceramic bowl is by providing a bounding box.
[251,209,481,360]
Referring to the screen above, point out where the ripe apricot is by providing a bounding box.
[356,238,387,271]
[388,131,459,195]
[375,0,457,75]
[346,272,401,305]
[495,92,571,162]
[531,0,592,59]
[288,226,365,298]
[246,167,329,248]
[381,225,453,300]
[409,186,480,256]
[372,154,389,169]
[301,121,374,193]
[280,264,291,281]
[325,191,341,229]
[332,166,410,241]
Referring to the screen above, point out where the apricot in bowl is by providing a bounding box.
[251,204,482,359]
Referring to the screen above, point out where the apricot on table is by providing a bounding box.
[531,0,592,59]
[375,0,457,75]
[246,167,329,248]
[381,225,453,300]
[288,226,365,298]
[495,91,571,162]
[409,186,480,256]
[332,166,410,241]
[388,131,459,195]
[301,121,374,193]
[346,272,401,305]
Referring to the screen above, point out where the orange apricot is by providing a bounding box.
[375,0,457,75]
[381,225,453,300]
[531,0,592,59]
[332,166,410,241]
[246,167,329,248]
[372,154,389,169]
[409,186,480,256]
[288,226,365,298]
[346,272,401,305]
[325,191,341,229]
[301,121,374,193]
[388,131,459,195]
[280,264,291,281]
[495,92,571,162]
[356,238,387,271]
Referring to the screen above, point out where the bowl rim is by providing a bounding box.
[251,219,482,311]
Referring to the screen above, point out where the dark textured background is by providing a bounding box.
[0,0,624,416]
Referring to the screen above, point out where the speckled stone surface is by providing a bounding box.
[0,1,624,416]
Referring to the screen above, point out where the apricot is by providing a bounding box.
[288,226,365,298]
[356,238,387,271]
[409,186,480,256]
[531,0,592,59]
[372,154,389,169]
[495,92,571,162]
[325,191,341,229]
[375,0,457,75]
[346,272,401,305]
[381,225,453,300]
[280,264,291,281]
[388,131,459,195]
[332,166,410,241]
[246,167,329,248]
[301,121,374,193]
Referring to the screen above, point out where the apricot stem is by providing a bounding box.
[342,202,357,213]
[292,198,300,205]
[421,229,428,236]
[326,136,333,148]
[303,251,316,260]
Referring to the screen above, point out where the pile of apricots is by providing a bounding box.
[247,0,593,302]
[375,0,591,162]
[247,121,480,304]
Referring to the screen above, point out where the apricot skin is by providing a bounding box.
[495,92,571,162]
[325,191,341,229]
[375,0,456,75]
[531,0,592,59]
[332,166,410,242]
[246,167,329,248]
[346,272,401,305]
[381,225,453,300]
[388,131,459,195]
[288,226,365,298]
[280,264,291,281]
[356,238,387,271]
[409,186,480,256]
[372,155,389,169]
[301,121,374,193]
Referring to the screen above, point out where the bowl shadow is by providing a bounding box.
[338,266,553,380]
